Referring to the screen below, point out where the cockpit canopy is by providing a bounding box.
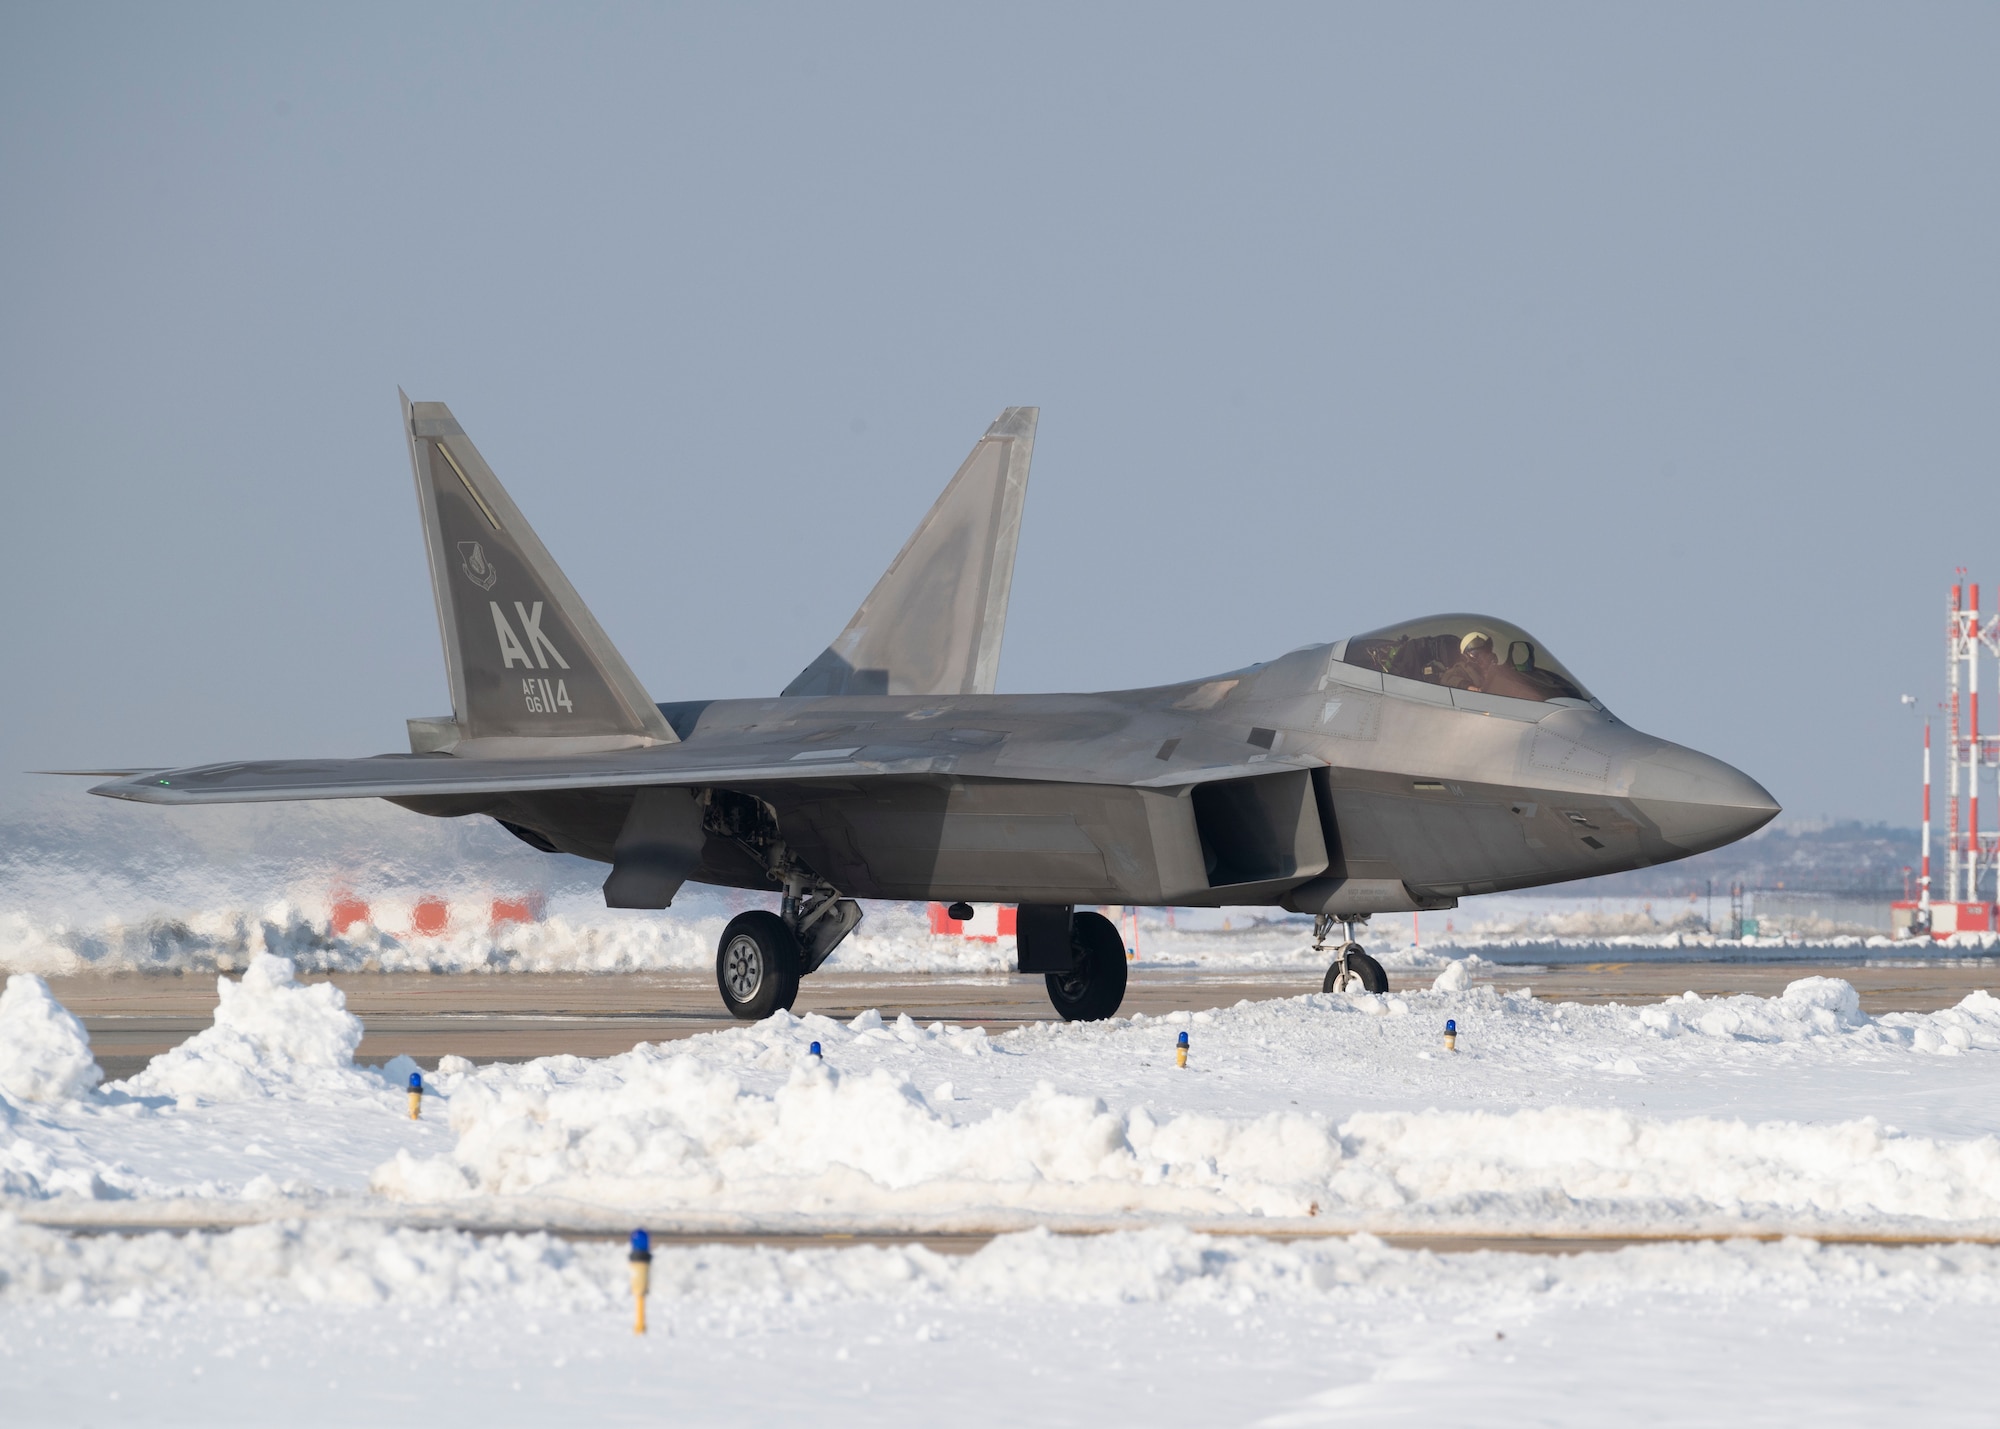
[1338,613,1594,705]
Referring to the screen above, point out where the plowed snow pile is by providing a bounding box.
[0,895,1445,976]
[121,954,374,1103]
[370,979,2000,1230]
[0,974,101,1103]
[1,956,438,1202]
[7,954,1999,1233]
[5,1217,1999,1315]
[7,1217,1999,1426]
[5,956,2000,1425]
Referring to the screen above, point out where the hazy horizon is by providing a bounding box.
[6,4,1998,829]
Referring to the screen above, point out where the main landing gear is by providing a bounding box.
[1313,914,1389,995]
[716,910,798,1020]
[714,862,863,1020]
[1045,910,1129,1022]
[707,793,863,1021]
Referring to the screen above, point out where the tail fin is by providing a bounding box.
[784,407,1037,697]
[402,394,675,751]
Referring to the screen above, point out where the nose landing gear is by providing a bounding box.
[1313,914,1389,995]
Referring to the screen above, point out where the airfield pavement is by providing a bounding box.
[51,961,2000,1081]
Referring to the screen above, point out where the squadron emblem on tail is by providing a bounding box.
[458,542,499,590]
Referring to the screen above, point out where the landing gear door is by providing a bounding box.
[1015,903,1076,973]
[1308,764,1347,881]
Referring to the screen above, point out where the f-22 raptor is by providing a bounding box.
[93,399,1779,1021]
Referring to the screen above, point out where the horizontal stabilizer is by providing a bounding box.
[402,394,674,750]
[785,407,1036,697]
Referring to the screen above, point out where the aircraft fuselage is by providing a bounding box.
[404,639,1774,917]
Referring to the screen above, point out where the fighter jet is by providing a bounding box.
[89,398,1779,1020]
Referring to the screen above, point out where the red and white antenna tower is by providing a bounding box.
[1921,718,1932,926]
[1907,576,2000,936]
[1947,576,1971,904]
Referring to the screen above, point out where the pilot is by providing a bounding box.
[1449,632,1548,701]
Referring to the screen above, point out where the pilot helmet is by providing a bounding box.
[1459,631,1493,655]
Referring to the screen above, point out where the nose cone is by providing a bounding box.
[1627,743,1780,855]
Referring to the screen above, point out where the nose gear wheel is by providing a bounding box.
[1313,916,1390,995]
[1323,943,1388,994]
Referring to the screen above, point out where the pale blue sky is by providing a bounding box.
[4,3,1996,824]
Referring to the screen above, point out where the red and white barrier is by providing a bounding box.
[327,891,547,938]
[927,904,1017,942]
[927,904,1141,961]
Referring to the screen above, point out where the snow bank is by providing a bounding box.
[374,986,2000,1229]
[119,955,373,1102]
[5,1219,2000,1316]
[0,897,1374,978]
[0,901,730,978]
[6,962,1998,1231]
[6,885,1960,978]
[1880,990,2000,1055]
[1630,978,2000,1051]
[0,974,102,1103]
[0,1217,615,1310]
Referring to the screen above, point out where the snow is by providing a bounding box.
[121,954,372,1104]
[1,954,1996,1233]
[1431,959,1471,993]
[9,880,1983,979]
[367,999,2000,1231]
[1,957,448,1203]
[2,1219,1998,1424]
[5,950,2000,1421]
[0,975,101,1104]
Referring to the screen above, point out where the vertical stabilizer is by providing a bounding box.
[785,407,1037,697]
[403,394,675,750]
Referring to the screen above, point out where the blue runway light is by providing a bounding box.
[1444,1018,1458,1053]
[1176,1029,1189,1069]
[809,1041,822,1058]
[406,1070,423,1118]
[629,1228,653,1334]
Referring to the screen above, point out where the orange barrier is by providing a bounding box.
[330,896,371,935]
[329,891,547,937]
[491,894,547,929]
[410,897,450,936]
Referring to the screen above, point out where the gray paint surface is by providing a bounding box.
[786,408,1034,699]
[95,402,1779,921]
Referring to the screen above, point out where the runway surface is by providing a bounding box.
[32,1221,2000,1255]
[52,960,2000,1082]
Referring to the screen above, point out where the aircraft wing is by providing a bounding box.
[88,724,1326,805]
[85,740,982,806]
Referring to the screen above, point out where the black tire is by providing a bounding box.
[1322,946,1388,995]
[1045,910,1129,1021]
[716,911,801,1020]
